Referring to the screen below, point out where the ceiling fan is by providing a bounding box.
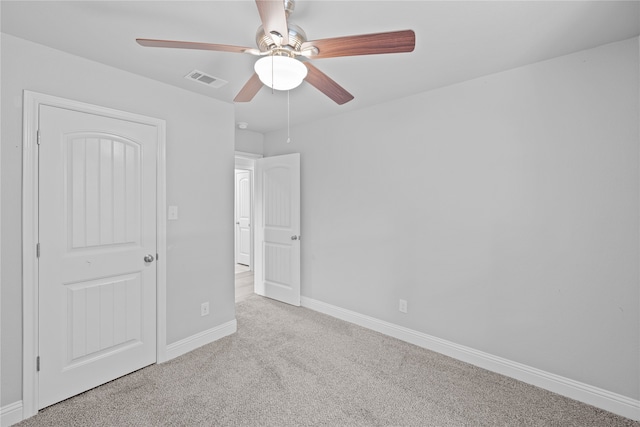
[137,0,415,105]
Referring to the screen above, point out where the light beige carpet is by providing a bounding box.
[17,295,638,426]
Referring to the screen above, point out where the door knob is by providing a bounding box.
[291,235,298,241]
[144,254,155,263]
[236,222,240,225]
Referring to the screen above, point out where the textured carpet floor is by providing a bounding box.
[17,295,639,426]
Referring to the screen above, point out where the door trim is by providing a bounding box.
[234,150,263,161]
[21,91,168,418]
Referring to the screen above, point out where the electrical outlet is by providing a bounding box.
[399,299,408,313]
[201,302,210,316]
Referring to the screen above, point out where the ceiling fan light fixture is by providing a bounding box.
[254,55,307,91]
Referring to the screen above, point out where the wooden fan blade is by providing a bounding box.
[234,73,263,102]
[301,29,415,59]
[304,63,354,105]
[255,0,289,46]
[136,38,258,55]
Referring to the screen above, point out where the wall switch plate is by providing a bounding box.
[399,299,408,313]
[168,205,178,220]
[201,301,210,316]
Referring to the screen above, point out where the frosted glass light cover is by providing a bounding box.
[254,56,308,91]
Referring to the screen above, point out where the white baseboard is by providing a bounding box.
[301,296,640,422]
[165,319,237,361]
[1,400,23,427]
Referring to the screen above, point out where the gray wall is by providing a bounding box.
[1,34,236,406]
[235,129,264,155]
[264,37,640,399]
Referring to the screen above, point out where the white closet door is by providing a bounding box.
[38,105,157,409]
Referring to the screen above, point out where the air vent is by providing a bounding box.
[184,70,228,88]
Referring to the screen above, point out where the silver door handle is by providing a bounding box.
[291,235,300,241]
[236,222,240,225]
[144,254,155,263]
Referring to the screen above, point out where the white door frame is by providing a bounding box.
[234,151,262,272]
[21,91,168,418]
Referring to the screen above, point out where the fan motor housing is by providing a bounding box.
[256,23,307,53]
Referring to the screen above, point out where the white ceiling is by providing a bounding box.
[2,1,639,134]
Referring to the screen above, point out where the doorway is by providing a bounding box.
[233,152,301,306]
[234,152,261,302]
[235,169,252,267]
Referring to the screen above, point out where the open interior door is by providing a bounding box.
[254,153,300,306]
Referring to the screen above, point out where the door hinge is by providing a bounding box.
[36,243,40,258]
[156,253,159,261]
[37,129,41,145]
[36,356,40,372]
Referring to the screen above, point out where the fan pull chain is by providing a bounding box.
[287,90,291,143]
[271,54,274,95]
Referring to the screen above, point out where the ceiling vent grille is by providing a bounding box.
[185,70,228,88]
